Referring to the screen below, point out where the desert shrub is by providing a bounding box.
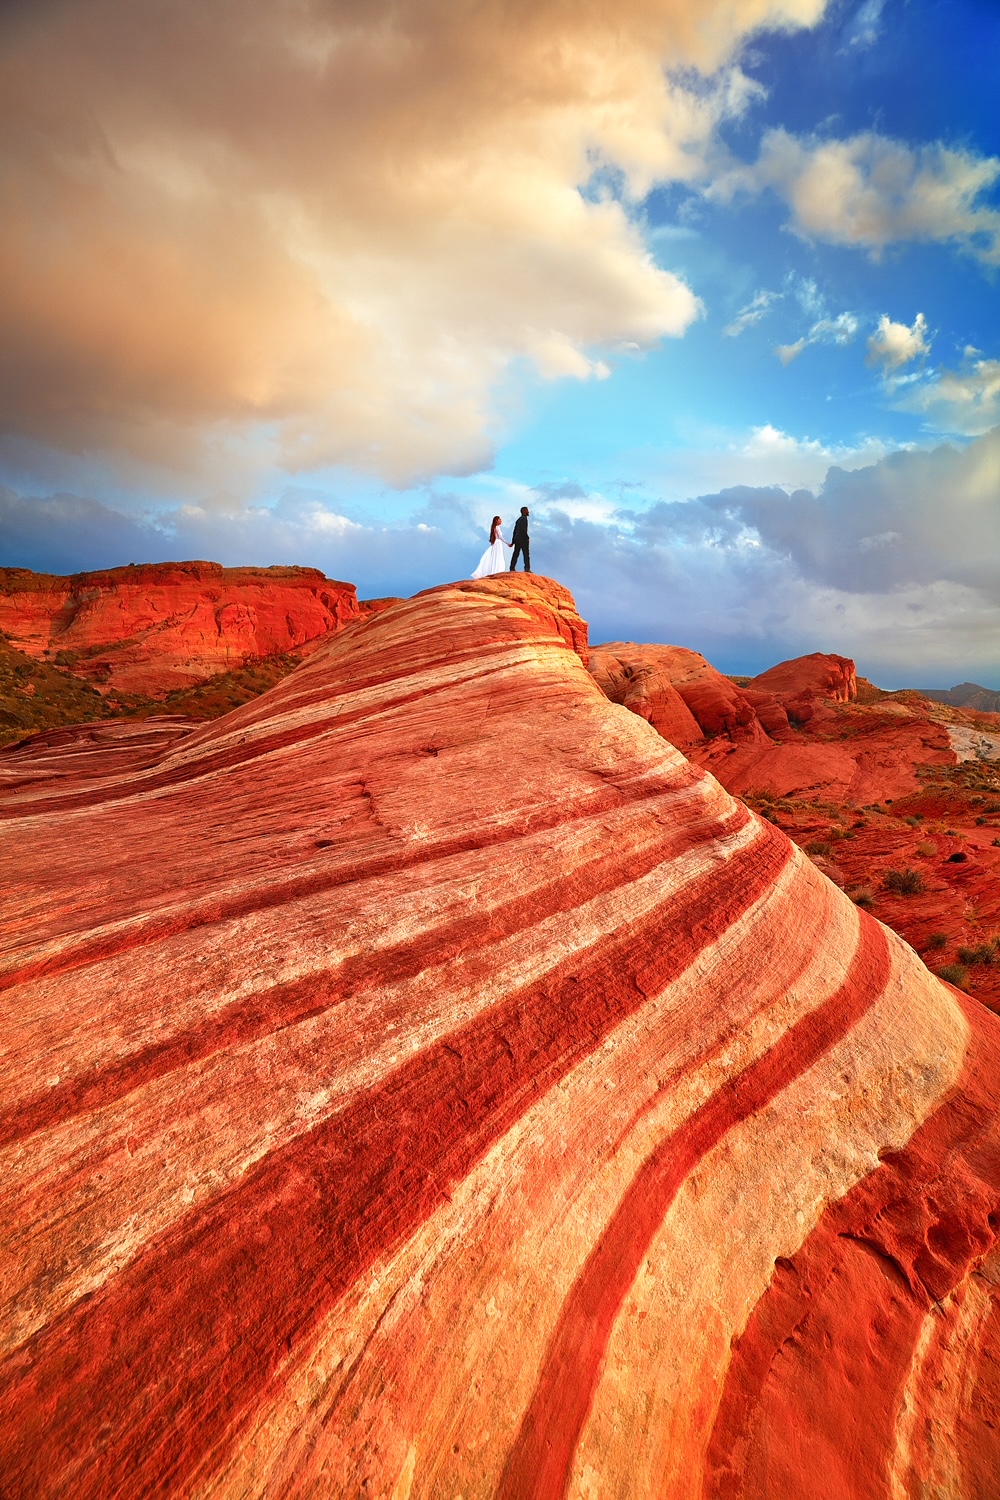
[937,963,969,989]
[916,842,936,857]
[905,815,922,826]
[848,884,875,909]
[926,932,949,950]
[994,838,1000,848]
[883,868,926,896]
[957,942,999,967]
[805,841,832,857]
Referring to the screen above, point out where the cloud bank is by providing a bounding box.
[0,0,832,487]
[5,427,998,685]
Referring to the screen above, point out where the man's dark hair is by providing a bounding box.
[520,506,529,515]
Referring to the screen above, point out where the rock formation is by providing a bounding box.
[0,561,361,698]
[589,642,770,747]
[590,642,1000,1015]
[2,575,999,1499]
[747,650,857,723]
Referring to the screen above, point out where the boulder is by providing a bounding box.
[748,651,858,724]
[1,575,998,1500]
[590,642,771,746]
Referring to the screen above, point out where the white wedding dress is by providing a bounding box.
[472,533,509,578]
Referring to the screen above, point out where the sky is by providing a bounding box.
[0,0,998,685]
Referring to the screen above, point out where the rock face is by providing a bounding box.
[589,643,769,747]
[2,575,999,1499]
[0,561,360,697]
[748,650,858,721]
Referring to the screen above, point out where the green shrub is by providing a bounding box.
[937,963,969,989]
[883,868,926,896]
[805,841,832,858]
[957,942,999,967]
[926,932,949,950]
[848,884,875,909]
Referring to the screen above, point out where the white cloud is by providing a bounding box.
[843,0,886,50]
[642,423,896,496]
[867,312,930,371]
[775,310,859,363]
[723,289,780,336]
[895,354,1000,436]
[713,128,1000,263]
[540,428,1000,680]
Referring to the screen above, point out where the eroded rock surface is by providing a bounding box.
[589,642,769,747]
[0,561,360,697]
[2,576,999,1499]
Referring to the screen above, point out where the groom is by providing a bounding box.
[509,506,531,572]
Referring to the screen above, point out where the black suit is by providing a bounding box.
[509,514,530,571]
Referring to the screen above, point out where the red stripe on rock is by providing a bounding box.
[0,825,789,1499]
[704,993,1000,1500]
[498,914,891,1500]
[0,800,747,1150]
[0,762,700,995]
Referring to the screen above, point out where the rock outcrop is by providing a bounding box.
[748,650,858,722]
[589,642,770,747]
[0,561,360,697]
[2,576,999,1499]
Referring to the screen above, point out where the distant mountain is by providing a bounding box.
[919,681,1000,712]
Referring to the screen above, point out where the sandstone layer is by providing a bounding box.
[0,562,361,697]
[2,576,999,1499]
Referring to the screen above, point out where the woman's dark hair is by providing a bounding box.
[490,515,502,543]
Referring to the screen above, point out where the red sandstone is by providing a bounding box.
[1,578,998,1498]
[0,561,360,697]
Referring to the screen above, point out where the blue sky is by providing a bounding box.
[0,0,997,684]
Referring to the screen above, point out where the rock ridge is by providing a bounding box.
[1,574,998,1498]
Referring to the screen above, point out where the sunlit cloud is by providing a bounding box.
[894,353,1000,436]
[0,0,833,489]
[713,129,1000,263]
[866,312,930,371]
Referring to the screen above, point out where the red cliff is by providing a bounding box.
[1,576,998,1499]
[0,561,360,697]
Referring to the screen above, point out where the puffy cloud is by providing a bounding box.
[895,353,1000,436]
[714,128,1000,262]
[0,0,829,487]
[867,312,930,371]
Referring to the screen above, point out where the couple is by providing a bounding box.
[472,507,530,578]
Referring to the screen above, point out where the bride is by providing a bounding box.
[471,515,512,578]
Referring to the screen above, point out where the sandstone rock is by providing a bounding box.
[1,575,998,1499]
[748,650,858,725]
[0,561,361,697]
[590,642,770,745]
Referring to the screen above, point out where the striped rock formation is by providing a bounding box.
[1,575,999,1500]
